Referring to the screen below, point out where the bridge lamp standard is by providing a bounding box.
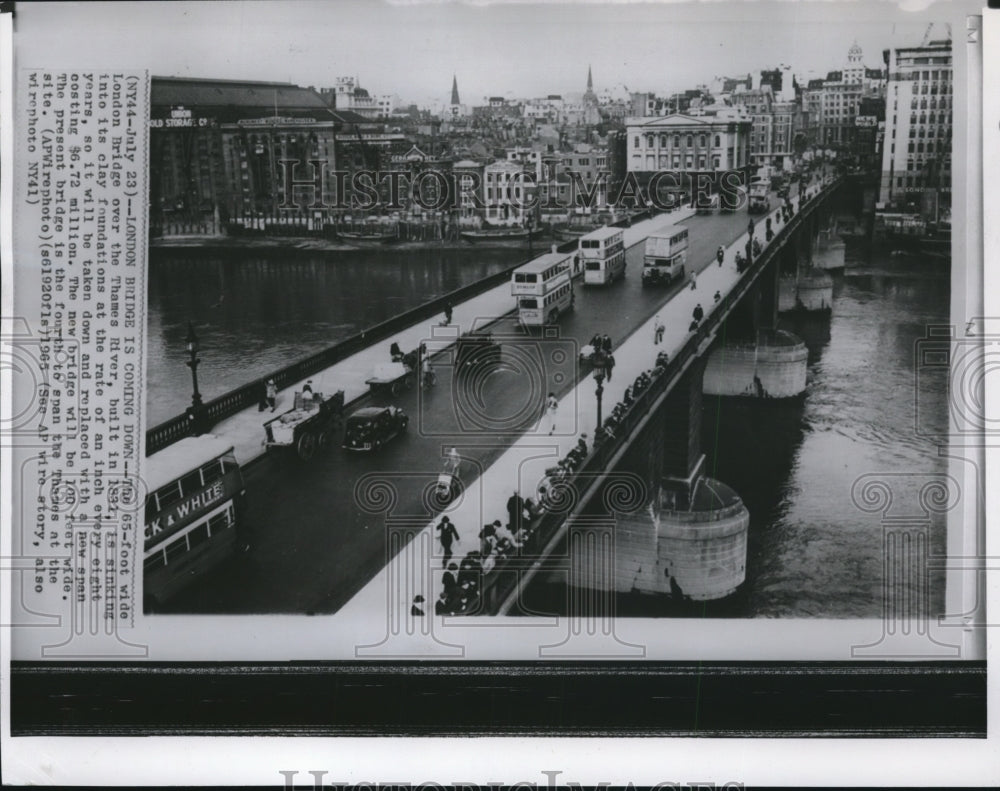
[593,355,607,433]
[185,322,204,410]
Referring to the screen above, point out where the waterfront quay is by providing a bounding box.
[155,174,839,616]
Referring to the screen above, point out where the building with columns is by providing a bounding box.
[625,108,752,190]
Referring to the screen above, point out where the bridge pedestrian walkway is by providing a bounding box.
[198,207,697,467]
[341,177,834,635]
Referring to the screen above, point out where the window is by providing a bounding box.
[699,134,706,147]
[714,135,721,147]
[660,135,666,147]
[674,134,680,147]
[633,136,639,147]
[686,135,693,147]
[646,135,654,147]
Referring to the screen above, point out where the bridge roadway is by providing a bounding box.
[160,177,830,615]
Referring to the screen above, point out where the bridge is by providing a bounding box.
[152,170,844,621]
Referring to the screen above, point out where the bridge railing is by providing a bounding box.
[478,176,840,614]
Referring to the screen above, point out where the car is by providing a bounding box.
[342,406,409,451]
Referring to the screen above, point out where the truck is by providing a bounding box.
[749,180,771,214]
[264,389,346,460]
[641,226,689,287]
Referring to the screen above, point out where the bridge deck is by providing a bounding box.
[158,174,836,619]
[337,176,836,627]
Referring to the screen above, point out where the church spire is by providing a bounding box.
[587,65,593,91]
[451,74,460,105]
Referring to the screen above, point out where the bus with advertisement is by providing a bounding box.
[143,435,246,606]
[513,252,575,326]
[579,226,626,285]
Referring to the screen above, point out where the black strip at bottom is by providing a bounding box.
[10,661,986,737]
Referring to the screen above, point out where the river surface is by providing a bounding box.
[146,246,527,425]
[146,202,951,618]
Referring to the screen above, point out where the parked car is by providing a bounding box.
[342,406,409,451]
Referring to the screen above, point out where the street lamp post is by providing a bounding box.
[594,364,606,434]
[525,214,534,258]
[185,321,203,410]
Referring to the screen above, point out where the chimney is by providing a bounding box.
[551,244,558,254]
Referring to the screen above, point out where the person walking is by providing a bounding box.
[443,302,453,325]
[605,353,615,382]
[265,378,277,412]
[601,334,612,354]
[717,245,725,266]
[654,316,665,345]
[436,516,460,562]
[693,303,704,323]
[442,563,458,596]
[545,392,559,435]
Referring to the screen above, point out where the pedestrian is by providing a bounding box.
[444,302,453,325]
[545,392,558,435]
[257,381,268,412]
[693,303,704,323]
[717,246,725,266]
[654,316,665,344]
[479,523,497,557]
[601,334,612,354]
[689,271,697,290]
[442,563,458,596]
[714,290,721,303]
[265,378,277,412]
[302,380,315,403]
[411,595,425,616]
[437,516,460,562]
[606,353,615,382]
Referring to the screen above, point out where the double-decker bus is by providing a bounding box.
[641,225,689,287]
[511,251,573,296]
[579,227,626,285]
[512,252,575,326]
[143,435,246,606]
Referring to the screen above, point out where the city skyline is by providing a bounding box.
[18,0,949,109]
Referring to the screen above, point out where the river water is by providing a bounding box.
[146,246,526,425]
[146,206,950,619]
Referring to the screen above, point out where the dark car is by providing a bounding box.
[342,406,408,451]
[455,332,501,369]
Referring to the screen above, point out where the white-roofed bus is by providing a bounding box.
[579,226,626,285]
[143,435,246,606]
[512,252,576,326]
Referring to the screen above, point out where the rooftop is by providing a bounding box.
[149,76,369,124]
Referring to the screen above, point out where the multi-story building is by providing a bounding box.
[322,77,381,119]
[625,108,752,192]
[149,77,345,232]
[800,44,886,151]
[452,159,484,223]
[561,144,609,209]
[483,160,530,226]
[878,32,952,212]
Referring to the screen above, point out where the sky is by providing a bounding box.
[14,1,968,108]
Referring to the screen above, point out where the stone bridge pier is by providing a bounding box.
[779,196,836,313]
[592,358,750,603]
[702,250,809,400]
